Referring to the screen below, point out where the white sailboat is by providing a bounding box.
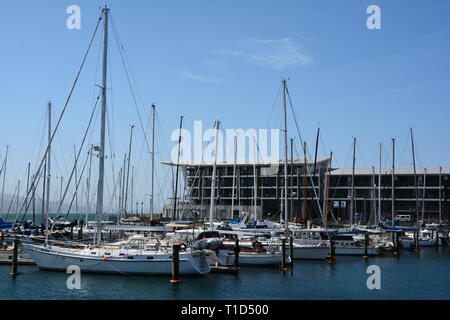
[24,235,209,275]
[23,7,210,276]
[218,240,288,266]
[293,229,380,256]
[399,229,441,248]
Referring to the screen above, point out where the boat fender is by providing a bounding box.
[180,243,187,252]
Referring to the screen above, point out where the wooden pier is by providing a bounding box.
[210,265,240,274]
[0,249,35,266]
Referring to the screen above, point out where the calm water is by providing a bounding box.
[1,248,450,300]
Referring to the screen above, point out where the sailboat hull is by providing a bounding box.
[400,239,441,248]
[334,247,379,256]
[206,249,285,266]
[293,239,380,256]
[238,252,286,265]
[291,245,329,260]
[23,244,210,276]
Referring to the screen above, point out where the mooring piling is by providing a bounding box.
[434,230,439,248]
[326,236,336,264]
[363,232,369,259]
[234,238,240,268]
[10,238,19,278]
[171,244,182,284]
[289,236,294,266]
[393,232,400,256]
[280,238,288,271]
[414,231,420,252]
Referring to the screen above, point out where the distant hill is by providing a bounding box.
[0,193,89,216]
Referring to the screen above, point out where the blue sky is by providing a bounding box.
[0,0,449,213]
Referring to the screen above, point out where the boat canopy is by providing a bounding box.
[381,226,420,232]
[103,225,169,232]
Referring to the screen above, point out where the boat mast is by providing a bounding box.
[150,104,156,221]
[32,174,36,225]
[252,137,258,220]
[173,116,183,220]
[230,135,237,219]
[41,160,47,227]
[290,138,294,222]
[209,120,220,230]
[46,101,51,219]
[59,177,63,212]
[73,145,78,215]
[323,151,332,228]
[303,142,308,222]
[94,6,109,246]
[130,166,134,215]
[391,138,395,224]
[378,143,382,224]
[86,144,93,226]
[282,79,288,231]
[439,166,442,223]
[422,168,426,223]
[40,102,51,239]
[16,180,20,214]
[313,128,320,218]
[118,167,123,217]
[350,137,356,228]
[410,128,419,223]
[280,188,284,224]
[372,166,376,225]
[26,162,30,216]
[121,153,126,217]
[313,128,320,175]
[0,145,8,214]
[124,124,135,217]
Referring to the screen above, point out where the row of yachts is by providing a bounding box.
[2,217,449,276]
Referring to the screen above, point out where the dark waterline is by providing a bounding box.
[1,248,450,300]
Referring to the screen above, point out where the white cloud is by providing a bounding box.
[222,38,313,70]
[181,71,225,83]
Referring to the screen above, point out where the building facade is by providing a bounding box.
[162,160,450,224]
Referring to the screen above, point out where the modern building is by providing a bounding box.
[162,160,450,224]
[328,167,450,224]
[162,157,331,221]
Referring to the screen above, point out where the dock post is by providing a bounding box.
[363,232,369,259]
[78,224,83,240]
[280,238,288,270]
[393,232,399,256]
[1,232,4,244]
[70,226,73,240]
[233,238,240,268]
[414,231,420,252]
[171,244,182,283]
[396,232,401,255]
[392,232,396,255]
[289,236,294,265]
[327,236,336,263]
[109,230,112,241]
[433,230,439,248]
[10,238,19,278]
